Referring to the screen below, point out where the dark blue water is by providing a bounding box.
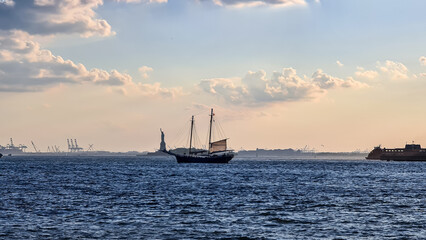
[0,156,425,239]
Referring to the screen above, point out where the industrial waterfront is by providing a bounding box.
[0,137,368,159]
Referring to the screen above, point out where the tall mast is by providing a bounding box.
[208,108,213,153]
[189,115,194,155]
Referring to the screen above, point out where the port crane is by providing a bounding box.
[87,144,94,151]
[6,138,27,152]
[67,139,83,152]
[31,141,40,153]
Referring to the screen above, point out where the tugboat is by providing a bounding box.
[366,143,426,161]
[164,108,235,163]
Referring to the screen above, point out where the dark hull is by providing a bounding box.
[380,153,426,162]
[165,151,234,163]
[366,144,426,161]
[365,147,382,160]
[175,154,233,163]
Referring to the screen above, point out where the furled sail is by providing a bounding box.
[210,139,227,153]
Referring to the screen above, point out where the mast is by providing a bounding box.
[208,108,213,153]
[189,115,194,155]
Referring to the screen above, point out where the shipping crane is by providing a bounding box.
[31,141,40,153]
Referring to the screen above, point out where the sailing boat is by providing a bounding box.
[164,108,235,163]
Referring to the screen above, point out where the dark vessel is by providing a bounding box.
[365,146,383,160]
[165,108,235,163]
[366,143,426,161]
[0,153,2,158]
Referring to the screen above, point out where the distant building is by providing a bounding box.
[160,128,166,151]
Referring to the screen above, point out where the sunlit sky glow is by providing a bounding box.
[1,0,426,152]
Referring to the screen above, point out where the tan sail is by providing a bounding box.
[210,139,227,153]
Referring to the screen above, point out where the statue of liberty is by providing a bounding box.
[160,128,166,151]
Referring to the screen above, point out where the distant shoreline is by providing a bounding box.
[1,148,368,158]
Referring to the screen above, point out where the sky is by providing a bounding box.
[1,0,426,152]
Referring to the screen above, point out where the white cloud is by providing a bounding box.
[114,0,141,2]
[138,66,154,79]
[114,0,168,3]
[136,82,182,98]
[0,30,179,98]
[0,0,168,37]
[91,69,133,86]
[378,60,409,80]
[0,0,15,7]
[336,60,344,67]
[0,0,114,37]
[355,61,421,82]
[355,67,379,80]
[207,0,306,8]
[414,72,426,79]
[0,1,181,98]
[0,30,129,91]
[312,69,367,89]
[199,68,366,106]
[199,77,248,104]
[420,56,426,66]
[117,0,305,7]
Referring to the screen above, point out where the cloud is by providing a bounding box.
[114,0,142,2]
[336,60,343,67]
[136,82,182,98]
[355,67,379,80]
[90,69,133,86]
[355,60,419,82]
[0,0,182,98]
[119,0,307,7]
[0,0,114,37]
[378,60,409,80]
[138,66,154,79]
[199,77,248,104]
[114,0,168,3]
[420,56,426,66]
[0,0,14,7]
[0,1,181,99]
[199,68,366,106]
[205,0,306,8]
[0,30,128,91]
[0,30,178,97]
[312,69,367,89]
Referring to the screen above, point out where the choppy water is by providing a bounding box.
[0,156,425,239]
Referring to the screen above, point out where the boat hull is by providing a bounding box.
[365,147,383,160]
[175,154,234,163]
[164,150,234,163]
[366,144,426,161]
[380,153,426,162]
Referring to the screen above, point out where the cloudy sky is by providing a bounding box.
[1,0,426,152]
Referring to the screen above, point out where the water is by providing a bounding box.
[0,156,425,239]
